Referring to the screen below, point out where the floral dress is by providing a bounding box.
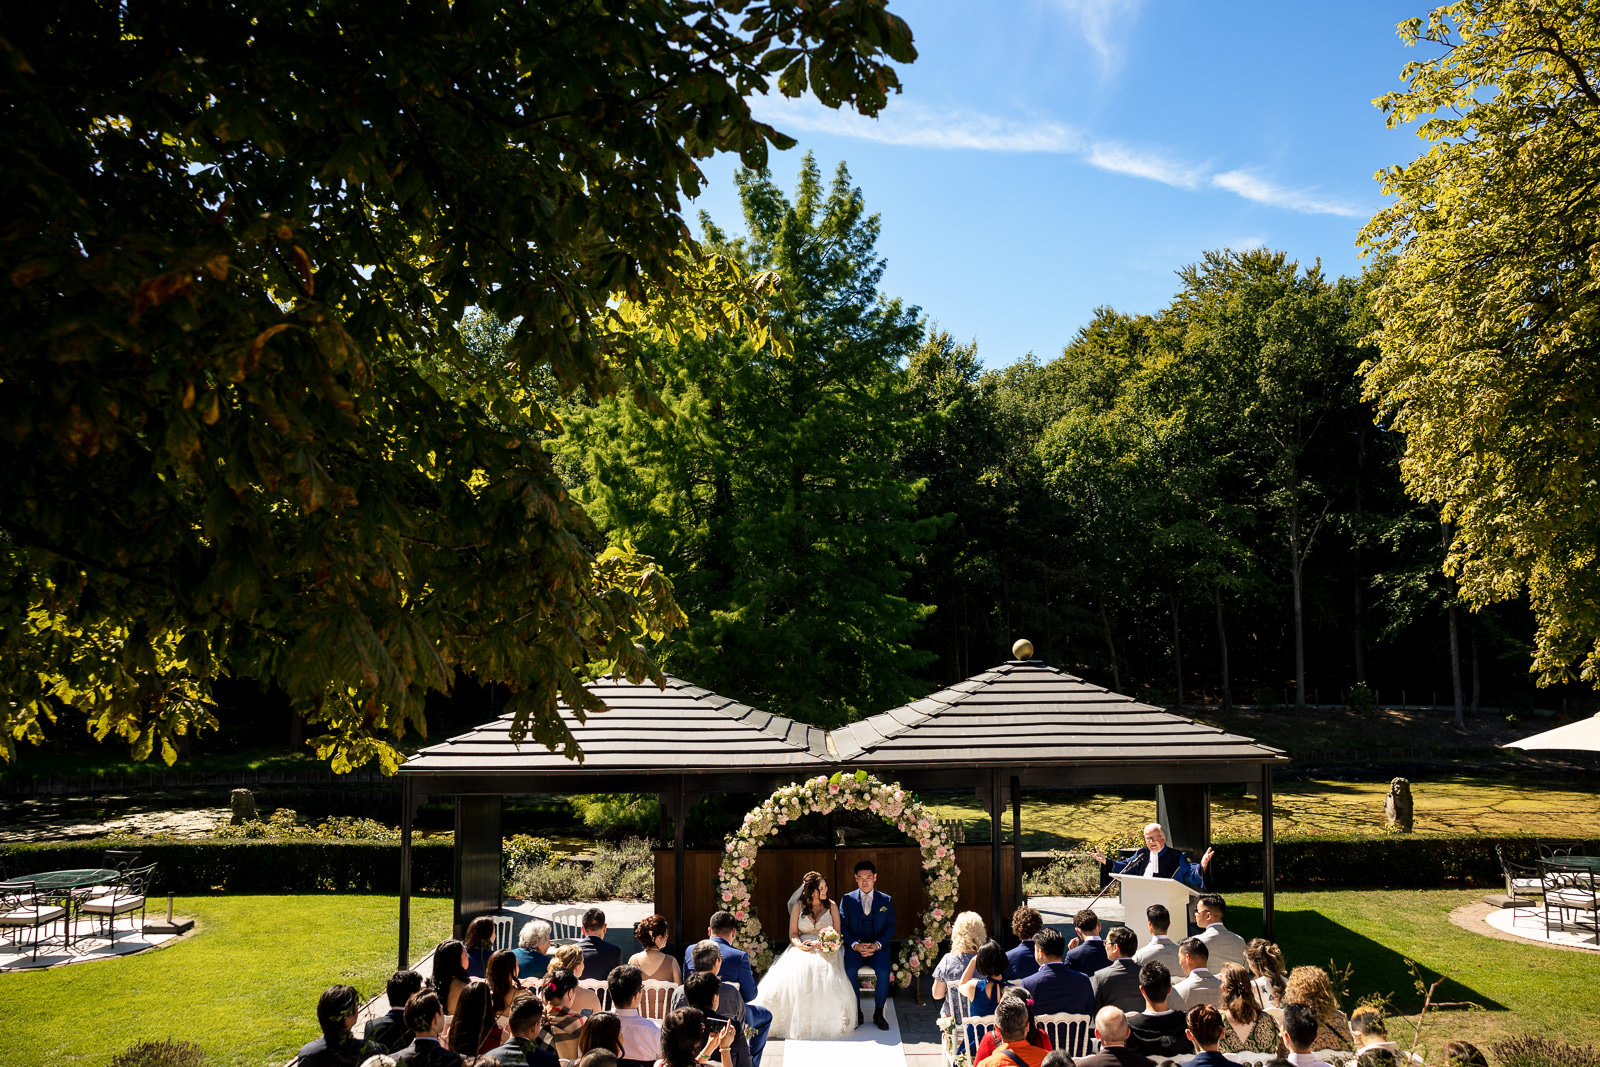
[1220,1012,1280,1054]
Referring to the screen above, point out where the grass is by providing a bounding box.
[1,893,453,1067]
[923,774,1600,848]
[1225,889,1595,1055]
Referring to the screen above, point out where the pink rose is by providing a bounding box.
[918,819,930,831]
[739,858,749,868]
[936,846,947,857]
[735,910,747,920]
[829,783,840,794]
[932,908,944,919]
[778,816,787,824]
[722,891,733,902]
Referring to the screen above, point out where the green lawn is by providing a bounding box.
[1226,889,1594,1056]
[1,893,453,1067]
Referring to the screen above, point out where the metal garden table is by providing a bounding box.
[16,868,119,946]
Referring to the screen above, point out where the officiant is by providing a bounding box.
[1090,822,1214,890]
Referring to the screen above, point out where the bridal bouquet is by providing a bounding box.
[815,927,842,955]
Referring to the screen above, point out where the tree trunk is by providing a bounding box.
[1100,598,1122,692]
[289,709,305,750]
[1171,586,1183,712]
[1289,503,1307,711]
[1214,583,1233,713]
[1443,522,1465,727]
[1471,620,1482,716]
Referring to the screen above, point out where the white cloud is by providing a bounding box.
[1210,170,1365,218]
[749,95,1369,218]
[1051,0,1144,74]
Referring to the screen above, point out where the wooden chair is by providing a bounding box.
[548,907,586,946]
[1035,1012,1096,1058]
[637,979,678,1021]
[79,863,157,941]
[491,914,515,951]
[0,881,66,961]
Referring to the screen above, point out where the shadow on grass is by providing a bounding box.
[1227,905,1505,1013]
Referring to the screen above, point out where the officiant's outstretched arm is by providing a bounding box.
[841,859,894,1029]
[1091,822,1214,888]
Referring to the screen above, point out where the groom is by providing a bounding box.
[840,858,894,1030]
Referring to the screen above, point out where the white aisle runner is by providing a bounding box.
[779,1001,908,1067]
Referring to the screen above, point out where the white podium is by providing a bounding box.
[1112,872,1199,950]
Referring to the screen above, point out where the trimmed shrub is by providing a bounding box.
[213,807,400,841]
[1345,682,1375,714]
[1206,834,1600,889]
[1494,1036,1600,1067]
[507,836,653,902]
[109,1040,206,1067]
[1023,851,1100,896]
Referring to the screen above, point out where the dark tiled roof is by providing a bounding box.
[835,660,1286,767]
[399,676,829,776]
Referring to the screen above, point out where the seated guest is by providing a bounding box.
[447,978,505,1057]
[1019,927,1094,1016]
[580,1011,625,1057]
[366,970,425,1053]
[932,911,987,1022]
[515,920,554,982]
[551,943,603,1014]
[482,993,559,1067]
[681,971,723,1016]
[669,942,753,1067]
[958,940,1010,1017]
[1281,1003,1324,1067]
[1171,938,1219,1009]
[1195,895,1248,971]
[298,985,382,1067]
[465,916,499,978]
[610,963,664,1066]
[432,940,472,1017]
[1245,938,1288,1010]
[1006,906,1044,980]
[973,989,1055,1066]
[1446,1043,1488,1067]
[1092,926,1144,1012]
[659,1007,736,1067]
[1217,963,1279,1054]
[1185,1004,1232,1067]
[395,991,463,1067]
[1351,1006,1421,1066]
[1131,906,1181,974]
[1283,966,1354,1052]
[539,967,587,1060]
[582,906,624,978]
[976,996,1049,1067]
[486,950,522,1031]
[578,1053,621,1067]
[630,914,683,985]
[1066,910,1108,976]
[1124,962,1191,1058]
[1072,1006,1154,1067]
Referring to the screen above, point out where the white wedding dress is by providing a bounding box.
[753,904,858,1039]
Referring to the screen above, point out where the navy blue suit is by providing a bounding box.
[684,936,770,1067]
[840,888,895,1015]
[1005,940,1039,981]
[1018,960,1094,1016]
[1066,936,1109,976]
[580,932,622,980]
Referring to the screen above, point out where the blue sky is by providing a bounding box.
[691,0,1426,368]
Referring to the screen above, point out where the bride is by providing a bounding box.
[752,870,858,1039]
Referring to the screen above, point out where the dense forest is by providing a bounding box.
[533,155,1561,729]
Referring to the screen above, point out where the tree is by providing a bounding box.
[0,2,916,767]
[558,156,935,726]
[1360,0,1600,689]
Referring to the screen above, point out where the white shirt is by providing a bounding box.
[1148,847,1162,868]
[615,1007,662,1061]
[1287,1053,1321,1067]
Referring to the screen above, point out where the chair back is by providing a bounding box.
[101,849,142,874]
[637,979,677,1021]
[0,881,37,911]
[578,977,613,1011]
[961,1013,997,1056]
[549,907,586,945]
[491,914,515,951]
[114,863,158,903]
[1035,1012,1095,1058]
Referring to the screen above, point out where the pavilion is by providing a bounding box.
[394,646,1288,968]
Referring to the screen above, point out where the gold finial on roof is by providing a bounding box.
[1012,638,1034,660]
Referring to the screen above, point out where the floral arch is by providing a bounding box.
[718,770,960,985]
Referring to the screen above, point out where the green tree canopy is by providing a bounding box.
[0,1,915,767]
[558,156,935,726]
[1360,0,1600,688]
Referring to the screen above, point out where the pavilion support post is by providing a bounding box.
[1010,774,1023,911]
[399,775,414,970]
[672,775,687,947]
[453,794,503,938]
[1261,764,1276,940]
[989,769,1003,940]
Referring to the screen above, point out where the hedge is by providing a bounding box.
[0,838,454,894]
[1207,833,1600,889]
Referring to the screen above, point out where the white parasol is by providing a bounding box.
[1503,712,1600,752]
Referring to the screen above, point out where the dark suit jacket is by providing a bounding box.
[1091,957,1144,1012]
[296,1033,383,1067]
[1103,846,1211,891]
[363,1009,414,1054]
[1125,1011,1192,1058]
[1066,938,1108,976]
[1017,961,1094,1016]
[683,937,759,1002]
[1074,1047,1154,1067]
[580,933,622,980]
[481,1035,561,1067]
[393,1037,465,1067]
[1189,1052,1234,1067]
[1005,941,1039,981]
